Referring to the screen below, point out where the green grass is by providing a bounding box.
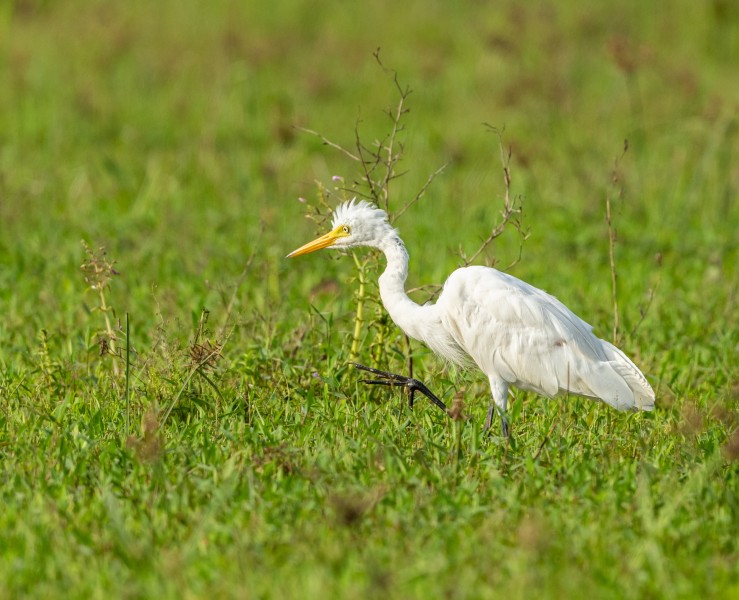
[1,0,738,598]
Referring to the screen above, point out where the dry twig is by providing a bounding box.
[459,124,526,270]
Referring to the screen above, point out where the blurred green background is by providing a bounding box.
[2,0,736,334]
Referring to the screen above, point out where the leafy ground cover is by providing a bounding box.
[0,1,737,598]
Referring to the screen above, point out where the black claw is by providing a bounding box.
[405,378,446,411]
[500,416,510,439]
[351,362,447,412]
[485,403,510,438]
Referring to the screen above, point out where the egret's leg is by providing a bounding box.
[488,377,510,437]
[350,363,447,412]
[499,413,510,438]
[484,404,496,430]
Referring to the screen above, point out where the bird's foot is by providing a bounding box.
[500,416,510,439]
[350,363,447,412]
[484,404,510,438]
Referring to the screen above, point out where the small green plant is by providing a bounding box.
[81,241,122,375]
[159,309,225,428]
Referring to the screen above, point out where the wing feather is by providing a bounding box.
[435,266,654,410]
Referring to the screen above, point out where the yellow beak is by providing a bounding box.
[286,227,346,258]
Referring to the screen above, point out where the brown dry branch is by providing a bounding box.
[372,47,411,213]
[297,126,360,162]
[392,161,449,223]
[298,49,414,216]
[407,126,527,301]
[459,125,526,270]
[189,340,223,373]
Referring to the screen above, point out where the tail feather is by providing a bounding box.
[589,342,655,411]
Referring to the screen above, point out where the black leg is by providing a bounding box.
[500,415,510,438]
[484,404,495,431]
[484,402,510,438]
[350,363,447,412]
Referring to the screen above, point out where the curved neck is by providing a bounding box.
[377,234,429,341]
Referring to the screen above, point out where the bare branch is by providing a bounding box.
[297,126,361,162]
[459,125,525,269]
[379,81,411,213]
[393,162,449,223]
[361,48,414,213]
[629,284,657,339]
[406,283,444,296]
[354,122,384,203]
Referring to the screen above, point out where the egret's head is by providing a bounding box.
[287,199,393,258]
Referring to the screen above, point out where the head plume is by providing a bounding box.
[329,199,395,249]
[287,198,397,258]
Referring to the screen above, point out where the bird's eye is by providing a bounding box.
[342,225,350,234]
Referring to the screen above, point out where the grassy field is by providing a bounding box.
[1,0,738,598]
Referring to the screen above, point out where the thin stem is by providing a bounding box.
[373,47,411,213]
[297,127,361,162]
[606,140,629,344]
[370,306,386,368]
[125,313,130,437]
[350,252,366,361]
[392,162,449,223]
[380,82,407,213]
[98,287,119,375]
[405,333,413,381]
[460,125,525,270]
[606,189,619,343]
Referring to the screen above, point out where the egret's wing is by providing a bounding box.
[437,266,654,410]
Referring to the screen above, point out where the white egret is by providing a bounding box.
[287,199,655,435]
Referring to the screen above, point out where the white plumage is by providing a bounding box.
[288,199,655,433]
